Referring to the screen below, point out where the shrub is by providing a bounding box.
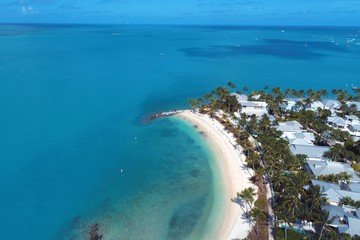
[254,198,267,210]
[275,227,314,240]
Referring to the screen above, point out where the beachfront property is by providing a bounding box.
[345,115,360,125]
[326,116,347,130]
[289,145,330,161]
[231,93,268,117]
[280,99,300,112]
[310,180,360,205]
[286,132,315,146]
[326,115,360,138]
[306,160,360,183]
[322,99,342,113]
[273,120,303,133]
[321,205,360,237]
[307,100,325,112]
[273,120,316,146]
[346,101,360,111]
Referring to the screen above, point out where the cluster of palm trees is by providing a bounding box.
[339,196,360,209]
[237,187,267,236]
[316,172,352,183]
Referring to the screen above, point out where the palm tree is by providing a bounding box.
[188,98,197,112]
[315,210,337,240]
[337,172,352,183]
[237,187,257,216]
[227,81,236,92]
[339,196,353,207]
[242,86,249,94]
[324,144,346,162]
[305,185,328,212]
[248,207,267,235]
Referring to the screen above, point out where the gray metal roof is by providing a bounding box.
[347,101,360,110]
[321,205,360,236]
[307,160,360,183]
[274,121,303,132]
[311,179,340,191]
[327,116,346,125]
[348,183,360,193]
[231,93,248,102]
[349,124,360,131]
[289,144,330,159]
[345,115,359,121]
[323,99,341,108]
[345,216,360,236]
[337,189,360,201]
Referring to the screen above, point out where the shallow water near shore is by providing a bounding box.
[0,24,360,239]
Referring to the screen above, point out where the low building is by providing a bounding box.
[348,124,360,137]
[286,132,315,146]
[326,116,347,130]
[322,205,360,237]
[274,120,303,133]
[231,93,268,117]
[289,144,330,161]
[307,100,325,111]
[311,180,360,205]
[306,160,360,183]
[346,101,360,111]
[344,115,360,125]
[280,99,300,112]
[323,99,342,113]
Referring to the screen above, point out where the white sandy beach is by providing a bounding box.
[176,110,258,240]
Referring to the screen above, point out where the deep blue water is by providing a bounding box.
[0,24,360,240]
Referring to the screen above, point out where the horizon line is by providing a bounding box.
[0,22,360,28]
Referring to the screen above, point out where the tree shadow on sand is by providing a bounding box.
[231,196,246,212]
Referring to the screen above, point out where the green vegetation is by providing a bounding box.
[237,187,257,215]
[316,172,352,183]
[339,196,360,209]
[275,227,314,240]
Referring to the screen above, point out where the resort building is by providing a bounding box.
[344,115,360,125]
[322,99,342,113]
[322,205,360,237]
[348,124,360,137]
[274,120,303,133]
[326,116,347,130]
[289,145,330,161]
[306,160,360,183]
[280,99,300,112]
[311,180,360,205]
[231,93,268,117]
[286,132,315,146]
[346,101,360,111]
[308,100,325,112]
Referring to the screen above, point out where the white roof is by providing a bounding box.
[231,93,248,102]
[289,145,330,159]
[307,160,360,183]
[322,99,341,109]
[345,115,359,121]
[287,132,315,145]
[274,120,303,132]
[327,116,346,125]
[241,101,267,107]
[310,101,325,109]
[347,101,360,110]
[349,124,360,131]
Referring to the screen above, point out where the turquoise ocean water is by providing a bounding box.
[0,24,360,240]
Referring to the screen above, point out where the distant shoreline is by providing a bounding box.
[175,110,257,240]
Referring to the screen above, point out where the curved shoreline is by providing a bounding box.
[175,110,257,240]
